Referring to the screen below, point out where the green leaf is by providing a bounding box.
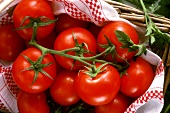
[135,45,147,56]
[114,30,147,56]
[115,30,134,48]
[115,30,140,52]
[147,0,161,13]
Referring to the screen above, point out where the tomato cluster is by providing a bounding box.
[0,0,155,113]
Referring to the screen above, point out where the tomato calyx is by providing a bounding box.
[21,54,54,85]
[73,33,92,57]
[115,30,147,56]
[99,34,116,56]
[99,34,121,63]
[16,16,56,30]
[82,63,108,78]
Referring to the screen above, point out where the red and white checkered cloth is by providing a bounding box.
[0,0,164,113]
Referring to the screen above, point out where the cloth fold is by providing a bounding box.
[0,0,164,113]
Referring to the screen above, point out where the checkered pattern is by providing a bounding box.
[136,89,163,104]
[0,101,9,112]
[83,0,106,24]
[0,13,13,26]
[0,0,165,112]
[62,1,91,21]
[155,61,164,77]
[0,62,19,113]
[125,88,164,112]
[59,0,108,26]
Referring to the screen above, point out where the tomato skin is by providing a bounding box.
[97,21,139,62]
[50,69,80,106]
[13,0,55,40]
[95,92,131,113]
[54,27,97,70]
[25,30,57,49]
[0,24,25,61]
[75,63,120,106]
[12,47,57,93]
[55,14,89,34]
[120,57,154,97]
[88,23,102,38]
[17,90,50,113]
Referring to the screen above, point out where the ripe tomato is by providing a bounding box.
[97,21,139,62]
[0,24,25,61]
[95,92,131,113]
[13,0,55,40]
[50,68,80,106]
[25,30,57,49]
[12,47,57,93]
[74,63,120,106]
[54,27,97,70]
[55,13,89,34]
[88,23,102,38]
[120,57,155,97]
[17,90,50,113]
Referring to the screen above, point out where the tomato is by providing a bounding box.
[74,63,120,106]
[120,57,155,97]
[88,23,102,38]
[12,47,57,93]
[55,13,89,34]
[17,90,50,113]
[25,30,57,49]
[95,92,131,113]
[13,0,55,40]
[54,27,97,70]
[0,23,25,61]
[97,21,139,62]
[50,68,80,106]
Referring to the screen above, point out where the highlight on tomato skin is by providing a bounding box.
[50,68,80,106]
[74,63,121,106]
[120,57,155,98]
[54,27,97,70]
[97,21,139,63]
[12,47,57,94]
[0,23,26,62]
[3,1,157,112]
[94,92,132,113]
[17,90,50,113]
[12,0,56,41]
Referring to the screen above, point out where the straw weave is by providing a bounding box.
[105,0,170,94]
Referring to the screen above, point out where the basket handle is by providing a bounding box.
[0,0,14,13]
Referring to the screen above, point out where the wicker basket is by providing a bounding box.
[0,0,168,112]
[105,0,170,95]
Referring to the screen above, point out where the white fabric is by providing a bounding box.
[0,0,164,113]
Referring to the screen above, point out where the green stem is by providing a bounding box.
[80,46,113,61]
[28,23,116,68]
[163,103,170,113]
[30,22,38,45]
[139,0,149,25]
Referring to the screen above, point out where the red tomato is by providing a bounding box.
[120,57,155,97]
[50,69,80,106]
[97,21,139,62]
[88,23,102,38]
[95,92,131,113]
[54,27,97,70]
[13,0,55,40]
[17,90,50,113]
[75,63,120,106]
[12,47,57,93]
[55,14,89,34]
[0,24,25,61]
[25,30,57,49]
